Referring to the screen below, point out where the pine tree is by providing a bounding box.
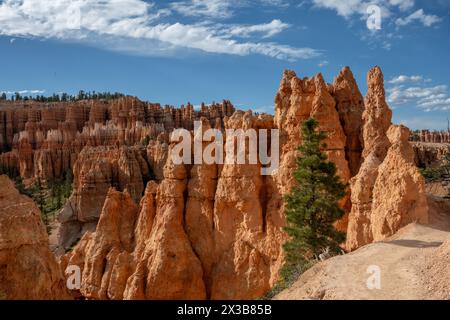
[142,135,151,146]
[281,118,347,283]
[62,169,73,199]
[33,178,50,232]
[56,183,62,209]
[15,176,28,196]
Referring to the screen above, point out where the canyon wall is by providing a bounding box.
[0,98,235,181]
[411,130,450,143]
[59,66,385,300]
[56,145,151,253]
[412,142,449,168]
[0,175,69,299]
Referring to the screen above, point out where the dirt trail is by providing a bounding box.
[275,196,450,300]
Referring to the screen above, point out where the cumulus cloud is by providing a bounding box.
[396,9,442,27]
[387,76,450,111]
[0,0,319,61]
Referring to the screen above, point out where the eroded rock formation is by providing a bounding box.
[0,66,438,300]
[59,67,363,300]
[370,125,429,240]
[332,67,365,177]
[412,130,450,143]
[62,112,283,300]
[412,141,450,168]
[56,145,151,254]
[0,175,69,299]
[0,98,235,181]
[274,69,352,232]
[346,67,428,251]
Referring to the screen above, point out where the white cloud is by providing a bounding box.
[312,0,367,18]
[388,0,414,12]
[311,0,441,28]
[171,0,236,19]
[387,77,450,111]
[0,0,319,61]
[318,60,329,67]
[310,0,401,19]
[310,0,442,51]
[170,0,291,19]
[388,75,423,84]
[1,89,45,95]
[396,9,442,27]
[225,19,290,38]
[261,0,290,7]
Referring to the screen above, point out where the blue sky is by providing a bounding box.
[0,0,449,130]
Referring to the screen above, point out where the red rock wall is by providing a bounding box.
[0,175,69,300]
[0,98,235,180]
[412,130,450,143]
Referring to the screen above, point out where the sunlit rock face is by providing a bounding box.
[0,66,434,300]
[0,98,235,181]
[0,175,69,300]
[346,67,428,251]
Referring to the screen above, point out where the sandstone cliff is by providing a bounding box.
[61,112,283,300]
[412,142,449,168]
[0,98,235,181]
[412,130,450,143]
[0,175,69,299]
[56,145,150,254]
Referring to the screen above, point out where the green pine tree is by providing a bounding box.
[280,118,348,284]
[63,169,73,199]
[14,176,28,196]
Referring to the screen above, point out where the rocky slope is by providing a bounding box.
[0,175,69,299]
[275,196,450,300]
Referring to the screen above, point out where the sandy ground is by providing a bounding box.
[275,196,450,300]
